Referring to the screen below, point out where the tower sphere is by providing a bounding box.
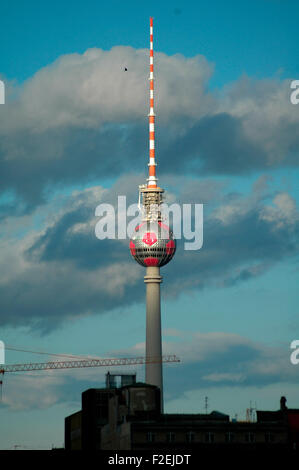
[130,221,176,268]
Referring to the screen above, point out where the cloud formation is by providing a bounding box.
[0,47,298,208]
[0,175,297,331]
[113,329,299,399]
[2,329,297,411]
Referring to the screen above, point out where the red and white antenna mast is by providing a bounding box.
[148,17,158,189]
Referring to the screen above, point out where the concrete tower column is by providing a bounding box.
[144,266,163,412]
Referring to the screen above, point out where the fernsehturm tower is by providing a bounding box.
[129,18,176,412]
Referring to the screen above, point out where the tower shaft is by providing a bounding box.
[144,266,163,412]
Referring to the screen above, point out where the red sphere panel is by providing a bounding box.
[130,221,176,268]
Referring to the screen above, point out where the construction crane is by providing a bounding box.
[0,355,180,374]
[0,354,179,401]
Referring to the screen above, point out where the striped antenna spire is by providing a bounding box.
[147,17,158,189]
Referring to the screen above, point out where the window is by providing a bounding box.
[245,432,255,443]
[265,433,275,443]
[167,432,175,443]
[186,432,195,443]
[225,432,235,443]
[147,432,155,443]
[205,432,214,443]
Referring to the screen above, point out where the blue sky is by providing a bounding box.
[0,0,299,450]
[1,0,298,85]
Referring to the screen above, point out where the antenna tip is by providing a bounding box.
[150,17,153,26]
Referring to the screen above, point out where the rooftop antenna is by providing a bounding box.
[138,17,164,221]
[148,17,158,190]
[205,396,209,414]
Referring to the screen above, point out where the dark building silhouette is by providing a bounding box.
[65,388,116,451]
[65,373,137,450]
[65,376,296,451]
[257,396,299,450]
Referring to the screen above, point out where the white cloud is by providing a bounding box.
[259,192,299,228]
[1,47,213,134]
[0,47,298,207]
[218,76,299,164]
[1,373,64,411]
[112,328,299,390]
[0,174,298,330]
[201,372,246,383]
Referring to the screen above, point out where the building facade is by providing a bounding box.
[65,382,292,452]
